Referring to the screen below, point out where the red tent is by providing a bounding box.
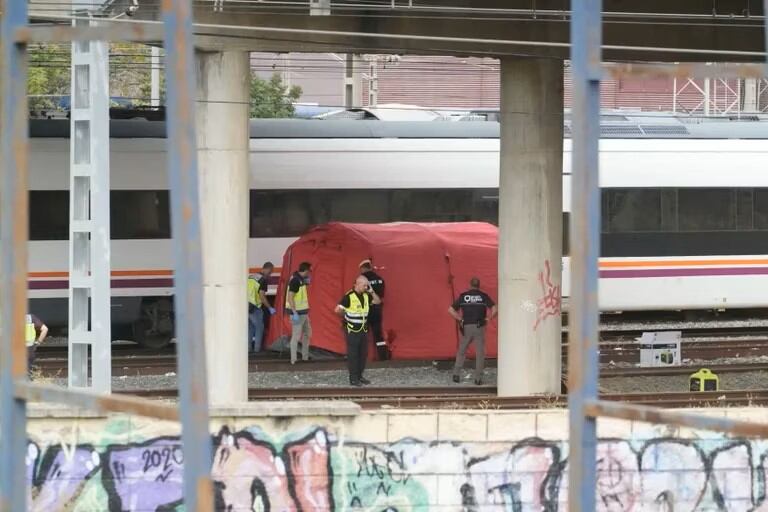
[266,222,498,360]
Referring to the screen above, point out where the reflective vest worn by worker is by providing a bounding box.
[247,276,261,308]
[25,314,36,347]
[285,273,309,311]
[343,291,370,333]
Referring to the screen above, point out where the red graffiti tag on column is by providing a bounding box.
[533,260,561,331]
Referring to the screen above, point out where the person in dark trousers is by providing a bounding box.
[359,259,389,360]
[286,261,312,364]
[258,261,276,346]
[247,262,276,353]
[25,313,48,378]
[259,262,275,334]
[448,277,497,385]
[335,275,382,386]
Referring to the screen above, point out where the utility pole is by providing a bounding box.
[68,0,111,391]
[704,78,711,116]
[344,54,361,108]
[368,58,378,106]
[744,79,759,112]
[150,45,161,107]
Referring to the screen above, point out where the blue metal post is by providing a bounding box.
[161,1,214,510]
[568,1,602,511]
[0,0,30,510]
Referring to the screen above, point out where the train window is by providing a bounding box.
[30,191,69,240]
[391,190,473,222]
[111,191,171,239]
[28,190,172,240]
[318,190,390,224]
[753,189,768,229]
[249,188,500,238]
[678,188,736,231]
[250,191,306,237]
[603,189,662,233]
[660,189,677,231]
[562,212,569,256]
[736,189,754,230]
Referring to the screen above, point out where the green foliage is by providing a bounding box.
[136,70,165,106]
[25,46,302,118]
[250,72,303,118]
[110,43,155,104]
[28,44,70,110]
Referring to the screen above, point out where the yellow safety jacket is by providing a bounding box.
[25,315,36,347]
[286,274,309,312]
[344,291,370,333]
[247,276,261,307]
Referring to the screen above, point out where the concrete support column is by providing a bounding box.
[497,58,564,397]
[196,50,250,405]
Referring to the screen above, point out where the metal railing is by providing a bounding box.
[567,2,768,511]
[0,0,213,510]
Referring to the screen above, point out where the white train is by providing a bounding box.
[25,115,768,346]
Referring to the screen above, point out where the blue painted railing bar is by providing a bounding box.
[161,0,215,509]
[585,399,768,438]
[0,0,214,509]
[567,1,602,512]
[13,22,164,43]
[568,3,768,511]
[14,381,180,421]
[0,0,32,509]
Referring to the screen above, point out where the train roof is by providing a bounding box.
[28,114,768,140]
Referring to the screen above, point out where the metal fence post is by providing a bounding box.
[161,0,215,510]
[568,1,602,511]
[0,0,30,509]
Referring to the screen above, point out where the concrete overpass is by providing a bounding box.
[29,0,768,61]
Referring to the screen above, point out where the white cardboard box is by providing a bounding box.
[637,331,681,367]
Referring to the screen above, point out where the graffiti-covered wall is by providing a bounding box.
[17,407,768,510]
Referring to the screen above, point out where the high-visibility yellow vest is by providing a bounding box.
[247,277,261,307]
[25,315,36,347]
[344,291,369,333]
[286,275,309,311]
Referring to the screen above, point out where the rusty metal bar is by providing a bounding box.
[14,23,163,43]
[0,0,30,509]
[14,381,180,421]
[568,1,602,512]
[585,399,768,438]
[162,0,215,509]
[607,62,766,80]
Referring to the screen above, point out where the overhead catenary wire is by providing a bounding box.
[23,14,757,116]
[31,12,768,59]
[25,0,768,24]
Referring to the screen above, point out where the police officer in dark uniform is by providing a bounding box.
[335,275,382,386]
[359,259,389,360]
[448,277,497,385]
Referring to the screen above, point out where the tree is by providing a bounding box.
[26,43,155,111]
[250,72,302,118]
[137,68,165,106]
[25,46,303,118]
[28,44,70,111]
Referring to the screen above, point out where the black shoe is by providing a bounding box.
[350,381,363,387]
[474,378,483,386]
[452,375,460,384]
[359,377,371,385]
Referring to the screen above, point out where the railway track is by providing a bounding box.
[31,338,768,378]
[112,386,768,409]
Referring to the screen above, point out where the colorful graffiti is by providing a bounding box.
[18,425,768,510]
